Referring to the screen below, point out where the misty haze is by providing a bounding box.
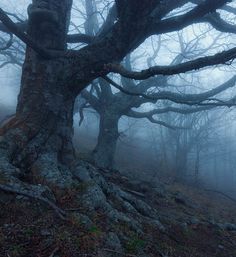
[0,0,236,256]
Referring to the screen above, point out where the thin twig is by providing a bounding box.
[124,189,145,198]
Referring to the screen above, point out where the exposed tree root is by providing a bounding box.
[101,248,137,257]
[0,157,162,230]
[72,160,165,235]
[0,182,66,220]
[49,247,60,257]
[0,155,164,256]
[0,154,68,219]
[204,188,236,203]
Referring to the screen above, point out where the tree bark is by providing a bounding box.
[93,113,120,168]
[0,0,75,187]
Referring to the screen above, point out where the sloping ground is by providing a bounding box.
[0,165,236,257]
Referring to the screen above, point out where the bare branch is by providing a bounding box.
[204,12,236,34]
[126,109,188,130]
[81,89,100,111]
[127,106,214,119]
[0,8,52,58]
[104,75,236,105]
[149,0,230,35]
[107,47,236,79]
[0,32,13,50]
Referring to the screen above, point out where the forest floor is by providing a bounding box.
[0,165,236,257]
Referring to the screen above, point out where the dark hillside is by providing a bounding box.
[0,163,236,257]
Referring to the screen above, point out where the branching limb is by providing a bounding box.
[106,45,236,79]
[127,110,189,130]
[97,4,117,38]
[203,12,236,34]
[0,8,51,58]
[127,106,213,120]
[104,75,236,105]
[81,89,100,111]
[150,0,230,35]
[0,32,13,50]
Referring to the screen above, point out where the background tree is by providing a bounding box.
[78,27,236,168]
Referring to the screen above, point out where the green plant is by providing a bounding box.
[24,227,34,237]
[9,244,24,257]
[126,236,145,253]
[89,225,101,235]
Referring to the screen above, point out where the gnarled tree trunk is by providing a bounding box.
[0,0,75,187]
[93,113,120,168]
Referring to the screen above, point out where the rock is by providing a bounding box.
[208,216,217,226]
[97,233,123,257]
[180,222,188,231]
[214,222,236,231]
[71,213,93,230]
[174,196,186,205]
[78,214,93,230]
[73,166,92,182]
[81,182,108,211]
[3,223,14,228]
[0,192,14,204]
[153,187,166,198]
[40,228,51,236]
[174,192,196,208]
[218,244,224,250]
[16,195,30,201]
[216,223,225,230]
[223,223,236,231]
[150,219,166,232]
[189,217,200,225]
[105,232,122,251]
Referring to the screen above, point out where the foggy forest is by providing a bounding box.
[0,0,236,256]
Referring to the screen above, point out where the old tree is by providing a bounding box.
[1,0,236,231]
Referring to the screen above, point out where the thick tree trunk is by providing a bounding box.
[0,0,75,187]
[93,113,120,168]
[0,2,165,239]
[0,50,76,186]
[0,0,161,186]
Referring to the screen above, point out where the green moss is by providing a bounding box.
[125,235,146,253]
[57,230,72,242]
[89,225,101,235]
[75,237,81,250]
[24,227,34,237]
[9,244,25,257]
[72,181,92,193]
[0,173,9,183]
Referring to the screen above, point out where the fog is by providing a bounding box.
[1,0,236,195]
